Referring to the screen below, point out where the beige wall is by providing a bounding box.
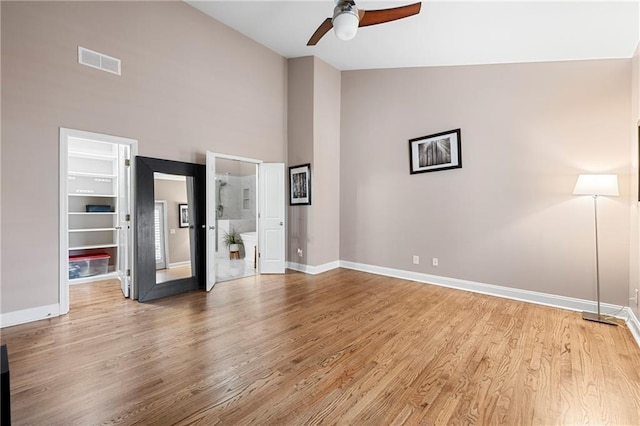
[311,57,341,266]
[154,179,190,264]
[628,0,640,317]
[286,56,341,267]
[340,60,632,305]
[287,57,314,265]
[1,1,287,313]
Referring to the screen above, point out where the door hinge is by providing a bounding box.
[125,159,131,167]
[258,252,261,258]
[125,214,131,221]
[126,269,131,277]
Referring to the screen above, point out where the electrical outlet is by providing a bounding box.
[432,258,439,267]
[297,248,303,257]
[413,255,419,265]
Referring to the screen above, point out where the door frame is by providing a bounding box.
[59,128,138,315]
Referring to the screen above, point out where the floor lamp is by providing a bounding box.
[573,174,619,326]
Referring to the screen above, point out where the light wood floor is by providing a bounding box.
[156,264,192,284]
[2,269,640,425]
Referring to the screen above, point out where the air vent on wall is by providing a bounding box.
[78,46,121,76]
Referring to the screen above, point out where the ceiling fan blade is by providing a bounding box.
[307,18,333,46]
[359,2,422,28]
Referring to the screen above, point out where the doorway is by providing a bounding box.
[59,128,137,314]
[214,158,258,283]
[205,152,285,292]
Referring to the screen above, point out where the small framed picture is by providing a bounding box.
[179,204,189,228]
[289,164,311,205]
[409,129,462,174]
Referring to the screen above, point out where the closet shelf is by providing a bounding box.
[68,193,116,198]
[69,243,118,250]
[69,228,117,233]
[68,212,117,215]
[68,171,118,179]
[68,150,117,160]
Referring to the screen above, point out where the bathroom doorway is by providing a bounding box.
[205,152,285,291]
[213,157,259,283]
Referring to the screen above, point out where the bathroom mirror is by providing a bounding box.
[136,156,205,302]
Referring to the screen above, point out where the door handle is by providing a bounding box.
[209,226,215,230]
[201,225,206,229]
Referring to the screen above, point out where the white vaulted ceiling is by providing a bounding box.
[186,1,639,71]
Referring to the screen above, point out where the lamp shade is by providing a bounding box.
[573,174,619,196]
[333,12,359,41]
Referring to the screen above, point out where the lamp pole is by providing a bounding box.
[573,174,618,326]
[582,194,616,325]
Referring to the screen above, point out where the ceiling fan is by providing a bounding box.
[307,1,422,46]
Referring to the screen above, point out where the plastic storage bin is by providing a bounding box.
[68,253,110,279]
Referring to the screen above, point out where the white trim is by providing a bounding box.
[625,308,640,347]
[168,260,191,269]
[210,152,263,164]
[1,304,60,328]
[69,272,120,286]
[339,260,628,319]
[59,130,69,314]
[287,260,340,275]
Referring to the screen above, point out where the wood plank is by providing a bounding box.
[1,269,639,425]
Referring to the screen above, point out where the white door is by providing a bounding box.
[205,151,217,291]
[154,202,168,270]
[117,145,132,297]
[259,163,285,273]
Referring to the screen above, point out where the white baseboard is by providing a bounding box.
[168,261,191,269]
[340,260,627,319]
[625,308,640,348]
[287,260,340,275]
[69,271,119,285]
[0,304,60,328]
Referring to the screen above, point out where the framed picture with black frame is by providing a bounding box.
[289,163,311,205]
[179,203,189,228]
[409,128,462,174]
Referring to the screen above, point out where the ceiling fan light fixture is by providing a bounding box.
[333,12,359,40]
[332,3,359,41]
